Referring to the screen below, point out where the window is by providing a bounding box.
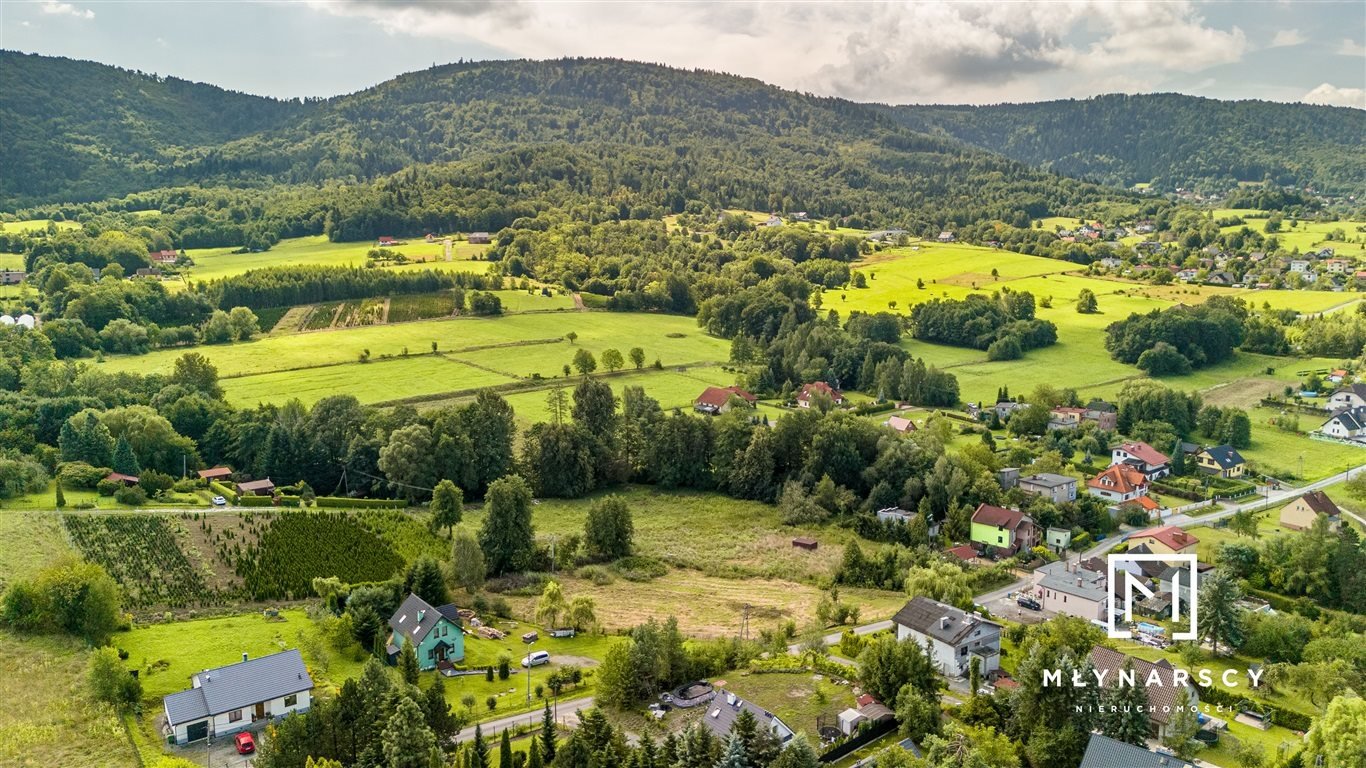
[428,648,436,660]
[284,694,297,708]
[229,710,242,723]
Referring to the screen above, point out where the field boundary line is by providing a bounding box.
[372,360,729,407]
[214,338,566,380]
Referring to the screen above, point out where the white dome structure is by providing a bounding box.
[0,315,13,327]
[16,314,35,329]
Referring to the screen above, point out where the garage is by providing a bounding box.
[186,721,209,743]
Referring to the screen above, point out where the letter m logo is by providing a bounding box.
[1107,553,1198,640]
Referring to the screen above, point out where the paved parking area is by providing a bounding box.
[984,592,1053,625]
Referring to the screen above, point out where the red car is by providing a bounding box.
[234,732,256,755]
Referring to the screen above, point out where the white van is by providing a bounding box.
[522,650,550,668]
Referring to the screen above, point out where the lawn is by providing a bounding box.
[0,511,74,582]
[223,353,520,407]
[1235,409,1366,481]
[1193,700,1305,768]
[1112,636,1318,719]
[0,218,81,233]
[497,366,744,424]
[180,235,494,283]
[0,631,139,768]
[100,312,728,381]
[1188,513,1294,564]
[2,479,204,512]
[722,671,857,738]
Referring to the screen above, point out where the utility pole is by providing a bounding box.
[740,603,751,642]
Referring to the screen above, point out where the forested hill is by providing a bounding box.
[3,54,1125,229]
[0,51,304,204]
[885,93,1366,196]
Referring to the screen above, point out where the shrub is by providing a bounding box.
[611,555,667,582]
[314,496,406,509]
[238,495,274,507]
[57,462,110,490]
[209,481,239,503]
[114,486,147,506]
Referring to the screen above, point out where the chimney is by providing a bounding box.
[939,616,951,630]
[1076,577,1083,587]
[242,652,249,662]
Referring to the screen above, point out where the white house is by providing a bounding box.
[164,649,314,745]
[891,596,1001,677]
[1033,561,1110,621]
[1110,441,1171,480]
[1327,384,1366,411]
[1320,406,1366,440]
[1086,463,1149,504]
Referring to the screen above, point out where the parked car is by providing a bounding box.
[234,732,256,754]
[521,631,539,643]
[211,495,227,506]
[521,650,551,667]
[1016,596,1042,611]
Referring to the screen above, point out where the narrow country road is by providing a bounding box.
[453,696,595,744]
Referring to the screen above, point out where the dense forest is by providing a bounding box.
[886,93,1366,196]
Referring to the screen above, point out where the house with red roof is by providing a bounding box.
[149,249,180,265]
[693,386,757,415]
[1086,464,1149,504]
[376,236,399,247]
[1128,525,1198,555]
[1110,441,1171,480]
[796,381,843,409]
[969,504,1039,555]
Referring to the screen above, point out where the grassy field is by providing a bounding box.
[722,671,857,738]
[181,235,494,283]
[0,218,81,233]
[1214,213,1366,259]
[1236,408,1366,480]
[223,353,520,407]
[0,511,73,582]
[498,366,744,423]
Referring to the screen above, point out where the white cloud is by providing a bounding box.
[1340,38,1366,57]
[305,0,1249,104]
[40,1,94,20]
[1269,29,1306,48]
[1302,83,1366,108]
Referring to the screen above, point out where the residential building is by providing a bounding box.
[377,236,398,247]
[1128,525,1199,555]
[467,232,492,244]
[236,478,275,497]
[996,467,1019,490]
[1033,561,1109,621]
[1320,406,1366,439]
[1279,490,1342,531]
[701,691,794,745]
[164,649,313,745]
[1018,473,1077,503]
[796,381,843,408]
[1045,527,1071,552]
[386,593,465,670]
[1047,406,1086,431]
[0,269,24,285]
[1088,647,1199,740]
[1325,258,1352,274]
[937,231,955,242]
[1080,733,1190,768]
[883,415,916,434]
[1328,383,1366,410]
[1086,464,1149,504]
[1157,561,1214,610]
[1083,400,1118,430]
[1110,441,1171,480]
[197,466,234,482]
[693,385,757,415]
[970,504,1038,555]
[891,596,1001,677]
[1195,445,1246,478]
[993,400,1025,420]
[149,249,179,264]
[1289,259,1310,272]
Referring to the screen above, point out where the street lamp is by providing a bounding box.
[523,635,536,705]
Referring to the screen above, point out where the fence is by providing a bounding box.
[819,718,899,763]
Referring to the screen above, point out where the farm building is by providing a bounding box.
[236,478,276,496]
[693,385,757,415]
[163,649,313,745]
[1279,490,1342,531]
[387,593,465,669]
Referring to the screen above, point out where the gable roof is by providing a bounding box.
[1334,383,1366,400]
[197,466,233,480]
[388,593,460,645]
[1087,464,1148,494]
[1088,646,1191,725]
[1296,490,1341,517]
[1200,444,1245,469]
[164,649,313,726]
[702,690,794,744]
[891,596,1000,645]
[971,503,1031,530]
[237,478,275,492]
[884,415,916,433]
[694,385,756,408]
[1132,525,1198,551]
[798,381,842,401]
[1080,733,1188,768]
[1122,495,1161,512]
[1115,441,1169,466]
[944,545,978,562]
[1325,406,1366,432]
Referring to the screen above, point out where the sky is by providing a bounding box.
[2,0,1364,108]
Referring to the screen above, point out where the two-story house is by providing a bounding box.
[1086,463,1149,504]
[387,593,466,670]
[1018,473,1078,503]
[1320,406,1366,440]
[1033,561,1110,621]
[1195,445,1246,478]
[164,649,313,745]
[1327,383,1366,410]
[1110,441,1171,480]
[892,596,1001,677]
[970,504,1039,555]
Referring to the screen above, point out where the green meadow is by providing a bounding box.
[181,234,495,283]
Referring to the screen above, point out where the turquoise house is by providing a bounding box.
[387,593,465,670]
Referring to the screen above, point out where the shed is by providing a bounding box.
[791,537,818,551]
[837,708,867,735]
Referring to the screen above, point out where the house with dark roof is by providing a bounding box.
[1327,383,1366,411]
[1083,400,1118,430]
[236,478,275,496]
[163,649,313,744]
[693,385,757,415]
[387,593,465,670]
[1018,472,1077,503]
[1088,646,1199,739]
[796,381,843,408]
[969,504,1038,555]
[1195,445,1246,478]
[1280,490,1342,531]
[467,232,491,244]
[1320,406,1366,440]
[892,596,1001,677]
[1033,560,1110,621]
[1080,733,1191,768]
[1111,441,1171,480]
[701,690,794,745]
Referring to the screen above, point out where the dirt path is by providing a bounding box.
[571,292,586,311]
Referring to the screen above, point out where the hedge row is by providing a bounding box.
[238,495,274,507]
[750,654,856,679]
[1195,683,1313,732]
[315,496,407,509]
[210,481,239,504]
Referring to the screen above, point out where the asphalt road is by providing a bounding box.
[453,696,595,744]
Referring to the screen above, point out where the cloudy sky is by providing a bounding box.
[4,0,1364,107]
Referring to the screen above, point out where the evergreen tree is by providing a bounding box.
[399,642,420,686]
[527,738,543,768]
[59,411,114,467]
[1199,569,1246,656]
[499,730,514,767]
[716,733,751,768]
[540,699,557,762]
[731,708,779,767]
[405,556,450,607]
[1170,437,1186,476]
[470,723,490,768]
[430,479,464,538]
[55,481,65,509]
[423,675,459,747]
[111,435,140,476]
[381,695,439,768]
[1098,659,1150,746]
[770,735,820,768]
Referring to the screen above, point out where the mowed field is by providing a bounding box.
[102,312,731,407]
[1212,210,1366,259]
[181,235,495,283]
